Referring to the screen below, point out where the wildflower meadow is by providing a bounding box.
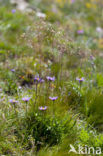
[0,0,103,155]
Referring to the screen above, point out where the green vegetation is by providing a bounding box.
[0,0,103,155]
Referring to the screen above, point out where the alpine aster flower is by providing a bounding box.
[77,30,84,34]
[11,69,15,72]
[39,106,47,111]
[76,77,85,82]
[40,79,45,83]
[34,76,44,83]
[22,97,31,102]
[71,0,75,3]
[46,76,55,81]
[68,92,71,96]
[49,96,58,101]
[9,99,18,104]
[90,55,94,60]
[49,97,58,117]
[12,9,16,13]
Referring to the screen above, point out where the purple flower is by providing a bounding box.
[39,106,47,111]
[76,77,85,82]
[71,0,75,3]
[9,99,18,104]
[40,79,45,83]
[46,76,55,81]
[90,55,95,61]
[68,92,71,96]
[11,69,15,72]
[12,9,16,14]
[34,76,39,81]
[34,76,44,83]
[22,97,31,102]
[49,96,58,101]
[77,30,84,34]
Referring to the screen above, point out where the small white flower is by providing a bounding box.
[36,12,46,18]
[18,86,22,89]
[96,27,102,33]
[34,63,37,67]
